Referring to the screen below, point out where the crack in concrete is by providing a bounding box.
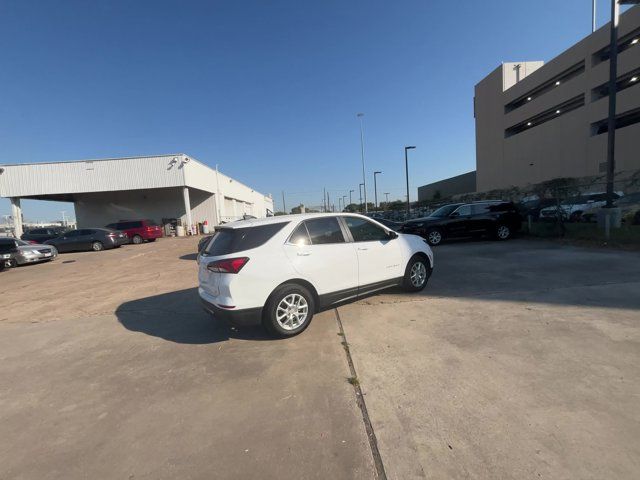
[334,308,387,480]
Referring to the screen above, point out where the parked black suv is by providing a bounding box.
[401,201,522,246]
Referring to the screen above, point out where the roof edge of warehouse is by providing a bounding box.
[0,153,272,199]
[0,153,187,167]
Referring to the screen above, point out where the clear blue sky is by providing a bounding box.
[0,0,623,220]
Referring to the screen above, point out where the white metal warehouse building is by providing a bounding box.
[0,154,274,237]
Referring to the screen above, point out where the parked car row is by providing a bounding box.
[2,219,164,272]
[537,192,623,222]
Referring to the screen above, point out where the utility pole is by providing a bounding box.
[359,183,364,213]
[357,113,368,213]
[349,190,354,210]
[281,191,286,214]
[327,192,331,213]
[60,211,66,226]
[323,187,326,212]
[384,192,390,209]
[342,195,347,212]
[373,171,382,210]
[404,146,416,216]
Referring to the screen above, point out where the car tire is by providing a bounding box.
[92,241,104,251]
[495,224,511,241]
[402,254,431,292]
[263,283,315,338]
[132,235,143,245]
[426,228,443,246]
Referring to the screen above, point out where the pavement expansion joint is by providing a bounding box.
[334,307,387,480]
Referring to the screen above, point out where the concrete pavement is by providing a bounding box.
[0,238,374,479]
[339,239,640,479]
[2,236,639,479]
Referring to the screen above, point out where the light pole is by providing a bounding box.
[359,183,364,213]
[342,195,347,212]
[349,189,354,211]
[338,197,342,211]
[404,146,416,216]
[373,171,382,210]
[384,192,390,209]
[605,0,640,208]
[357,113,368,213]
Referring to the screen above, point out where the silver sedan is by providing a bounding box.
[14,239,58,265]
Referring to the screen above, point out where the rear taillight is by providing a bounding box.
[206,257,249,274]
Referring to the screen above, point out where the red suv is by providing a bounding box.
[105,220,163,244]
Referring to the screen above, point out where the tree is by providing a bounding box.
[344,203,359,213]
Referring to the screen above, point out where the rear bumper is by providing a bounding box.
[142,231,163,240]
[200,297,263,327]
[110,238,129,247]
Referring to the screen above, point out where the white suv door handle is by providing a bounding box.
[297,252,312,256]
[357,247,369,251]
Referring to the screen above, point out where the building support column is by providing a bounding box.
[182,187,193,234]
[10,198,23,238]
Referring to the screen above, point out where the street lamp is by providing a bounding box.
[357,113,368,213]
[404,146,416,216]
[359,183,364,213]
[373,171,382,210]
[605,0,640,208]
[349,189,355,210]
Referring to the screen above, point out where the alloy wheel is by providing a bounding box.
[428,230,442,245]
[497,225,510,239]
[410,261,427,288]
[276,293,309,331]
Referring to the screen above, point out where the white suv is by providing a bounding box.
[198,213,434,337]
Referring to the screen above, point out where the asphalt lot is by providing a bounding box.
[1,236,639,479]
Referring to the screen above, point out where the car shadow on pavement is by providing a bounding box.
[374,240,640,310]
[179,253,198,261]
[116,288,271,344]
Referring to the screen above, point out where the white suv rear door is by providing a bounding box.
[283,217,358,301]
[342,216,403,288]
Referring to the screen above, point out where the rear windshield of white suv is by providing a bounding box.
[204,222,289,256]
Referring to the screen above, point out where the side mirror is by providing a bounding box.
[387,230,398,239]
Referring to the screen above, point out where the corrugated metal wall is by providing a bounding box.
[0,155,185,197]
[0,153,274,221]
